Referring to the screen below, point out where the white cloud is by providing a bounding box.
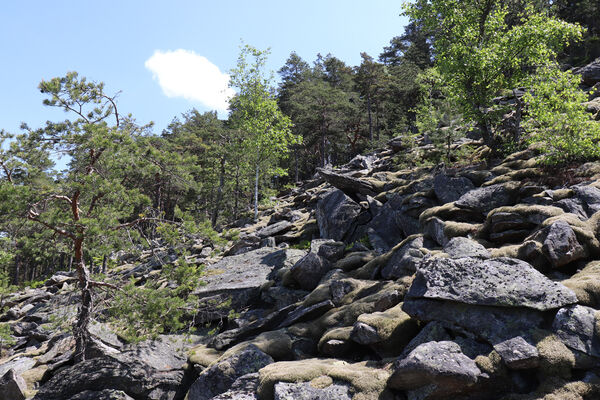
[145,49,235,113]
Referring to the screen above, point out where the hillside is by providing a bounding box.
[0,58,599,400]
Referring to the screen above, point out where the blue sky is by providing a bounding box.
[1,1,407,135]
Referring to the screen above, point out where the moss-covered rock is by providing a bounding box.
[562,261,600,308]
[257,358,391,400]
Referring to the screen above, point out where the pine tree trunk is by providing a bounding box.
[73,237,92,363]
[294,147,299,183]
[254,163,259,221]
[367,96,373,141]
[212,156,226,228]
[234,167,240,220]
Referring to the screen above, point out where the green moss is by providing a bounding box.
[257,359,391,400]
[334,252,376,272]
[356,303,419,356]
[317,326,354,353]
[532,330,575,379]
[562,261,600,308]
[188,344,223,368]
[220,329,293,361]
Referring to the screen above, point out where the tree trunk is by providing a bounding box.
[294,147,299,183]
[101,255,108,274]
[321,122,326,168]
[73,237,92,363]
[254,163,259,221]
[234,166,240,220]
[12,253,20,286]
[211,156,226,228]
[367,96,373,141]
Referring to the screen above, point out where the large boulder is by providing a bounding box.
[290,252,329,291]
[403,298,544,344]
[193,247,305,321]
[455,183,518,215]
[209,373,260,400]
[388,341,482,399]
[33,336,196,400]
[406,256,578,311]
[542,220,587,268]
[0,369,27,400]
[552,305,600,358]
[316,189,364,242]
[317,168,381,196]
[443,237,490,259]
[380,236,425,279]
[575,57,600,86]
[433,174,475,204]
[187,345,273,400]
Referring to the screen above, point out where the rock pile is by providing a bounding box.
[2,57,600,400]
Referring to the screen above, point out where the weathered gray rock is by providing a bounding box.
[575,57,600,86]
[33,335,195,400]
[403,298,545,344]
[407,257,578,311]
[290,252,329,291]
[210,373,259,400]
[381,236,425,279]
[443,237,490,259]
[262,286,308,309]
[556,198,588,220]
[542,220,587,268]
[553,305,600,358]
[0,357,36,378]
[317,168,380,196]
[573,185,600,217]
[278,300,335,329]
[367,201,405,254]
[69,390,135,400]
[388,341,482,398]
[316,189,363,242]
[311,240,345,263]
[455,183,518,214]
[433,174,475,204]
[350,322,380,345]
[423,217,451,246]
[187,346,273,400]
[0,369,26,400]
[494,336,540,370]
[274,381,352,400]
[257,221,293,238]
[194,248,306,320]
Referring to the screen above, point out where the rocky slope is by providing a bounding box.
[1,59,600,400]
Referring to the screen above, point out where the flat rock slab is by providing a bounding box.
[403,298,544,344]
[194,248,306,299]
[455,183,518,214]
[407,256,577,311]
[317,168,379,196]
